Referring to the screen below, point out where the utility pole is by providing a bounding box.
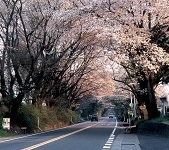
[130,92,137,118]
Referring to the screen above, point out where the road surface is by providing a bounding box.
[0,117,118,150]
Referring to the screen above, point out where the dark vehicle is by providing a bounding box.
[91,114,98,122]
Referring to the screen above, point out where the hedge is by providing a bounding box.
[137,121,169,137]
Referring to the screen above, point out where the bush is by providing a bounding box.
[38,107,57,129]
[16,104,79,133]
[150,117,169,123]
[16,104,58,132]
[0,129,6,136]
[16,104,40,132]
[56,108,79,124]
[137,119,169,137]
[0,129,8,137]
[0,129,15,137]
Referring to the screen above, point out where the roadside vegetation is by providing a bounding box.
[0,104,80,135]
[136,117,169,136]
[0,130,15,137]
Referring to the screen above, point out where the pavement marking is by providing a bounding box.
[105,143,112,146]
[108,139,114,141]
[107,140,113,142]
[22,123,97,150]
[0,121,92,144]
[107,141,113,144]
[103,146,111,149]
[102,119,118,150]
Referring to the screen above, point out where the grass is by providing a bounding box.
[134,116,169,125]
[0,129,16,137]
[149,117,169,123]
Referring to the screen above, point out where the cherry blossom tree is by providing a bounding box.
[97,0,169,119]
[1,0,168,122]
[0,0,118,123]
[0,0,105,123]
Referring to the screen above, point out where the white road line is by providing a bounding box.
[105,143,112,146]
[107,141,113,143]
[22,123,97,150]
[0,121,92,144]
[103,146,111,149]
[102,118,118,150]
[108,139,114,141]
[107,142,113,144]
[112,119,118,135]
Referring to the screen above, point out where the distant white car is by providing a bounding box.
[108,113,114,118]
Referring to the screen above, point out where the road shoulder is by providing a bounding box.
[111,133,141,150]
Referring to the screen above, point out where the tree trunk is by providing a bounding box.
[10,92,24,124]
[145,76,158,119]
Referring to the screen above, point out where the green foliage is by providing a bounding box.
[38,107,57,129]
[0,130,7,136]
[80,101,102,119]
[16,104,57,132]
[114,103,125,120]
[0,130,15,137]
[16,104,40,132]
[16,104,80,132]
[137,117,169,136]
[101,108,108,116]
[149,117,169,123]
[0,130,8,137]
[57,108,79,124]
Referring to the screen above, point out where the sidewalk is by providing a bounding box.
[111,132,141,150]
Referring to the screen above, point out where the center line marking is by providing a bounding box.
[22,123,97,150]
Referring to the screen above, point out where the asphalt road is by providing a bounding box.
[0,117,117,150]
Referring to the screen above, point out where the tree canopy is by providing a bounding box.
[0,0,169,123]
